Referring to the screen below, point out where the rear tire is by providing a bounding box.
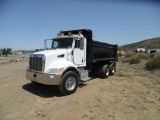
[109,63,116,75]
[57,71,79,95]
[101,65,110,78]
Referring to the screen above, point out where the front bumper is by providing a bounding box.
[26,71,61,85]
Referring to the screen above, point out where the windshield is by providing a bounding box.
[51,38,73,49]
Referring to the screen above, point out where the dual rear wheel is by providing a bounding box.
[98,63,116,78]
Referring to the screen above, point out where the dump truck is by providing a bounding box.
[26,29,118,95]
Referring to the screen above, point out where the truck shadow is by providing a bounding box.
[22,83,63,98]
[79,83,87,88]
[22,82,88,98]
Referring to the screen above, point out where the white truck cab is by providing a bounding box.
[26,29,118,95]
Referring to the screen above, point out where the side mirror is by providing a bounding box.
[80,39,84,50]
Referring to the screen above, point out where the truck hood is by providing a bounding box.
[31,49,72,72]
[32,49,68,56]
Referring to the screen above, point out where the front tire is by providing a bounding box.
[57,71,79,95]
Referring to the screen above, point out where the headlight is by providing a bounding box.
[47,68,64,73]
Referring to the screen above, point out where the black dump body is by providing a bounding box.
[62,29,118,68]
[92,41,118,62]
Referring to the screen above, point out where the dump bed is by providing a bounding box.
[92,41,118,62]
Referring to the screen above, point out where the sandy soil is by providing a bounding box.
[0,56,160,120]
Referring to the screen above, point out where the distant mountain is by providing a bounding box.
[119,37,160,52]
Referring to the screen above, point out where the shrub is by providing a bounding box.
[118,52,123,57]
[135,53,156,60]
[149,53,155,59]
[129,56,141,64]
[124,53,133,58]
[121,58,130,63]
[137,53,148,60]
[145,56,160,70]
[121,56,141,64]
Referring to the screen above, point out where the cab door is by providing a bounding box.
[73,39,86,66]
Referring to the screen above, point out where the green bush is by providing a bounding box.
[135,53,156,60]
[124,53,133,58]
[129,56,141,64]
[121,56,141,64]
[149,53,155,59]
[121,58,130,63]
[137,53,148,60]
[145,56,160,70]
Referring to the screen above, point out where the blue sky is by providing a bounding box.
[0,0,160,50]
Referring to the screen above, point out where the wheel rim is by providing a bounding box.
[112,66,115,73]
[106,68,109,76]
[65,77,76,91]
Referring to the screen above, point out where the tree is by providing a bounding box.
[7,48,12,55]
[0,49,2,56]
[1,48,13,57]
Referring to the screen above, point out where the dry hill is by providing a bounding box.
[119,37,160,52]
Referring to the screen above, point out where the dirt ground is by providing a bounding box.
[0,56,160,120]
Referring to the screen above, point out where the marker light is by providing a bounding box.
[78,31,82,35]
[57,30,64,36]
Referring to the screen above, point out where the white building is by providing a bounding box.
[148,49,160,53]
[135,48,146,53]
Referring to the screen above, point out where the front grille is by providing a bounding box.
[29,56,43,71]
